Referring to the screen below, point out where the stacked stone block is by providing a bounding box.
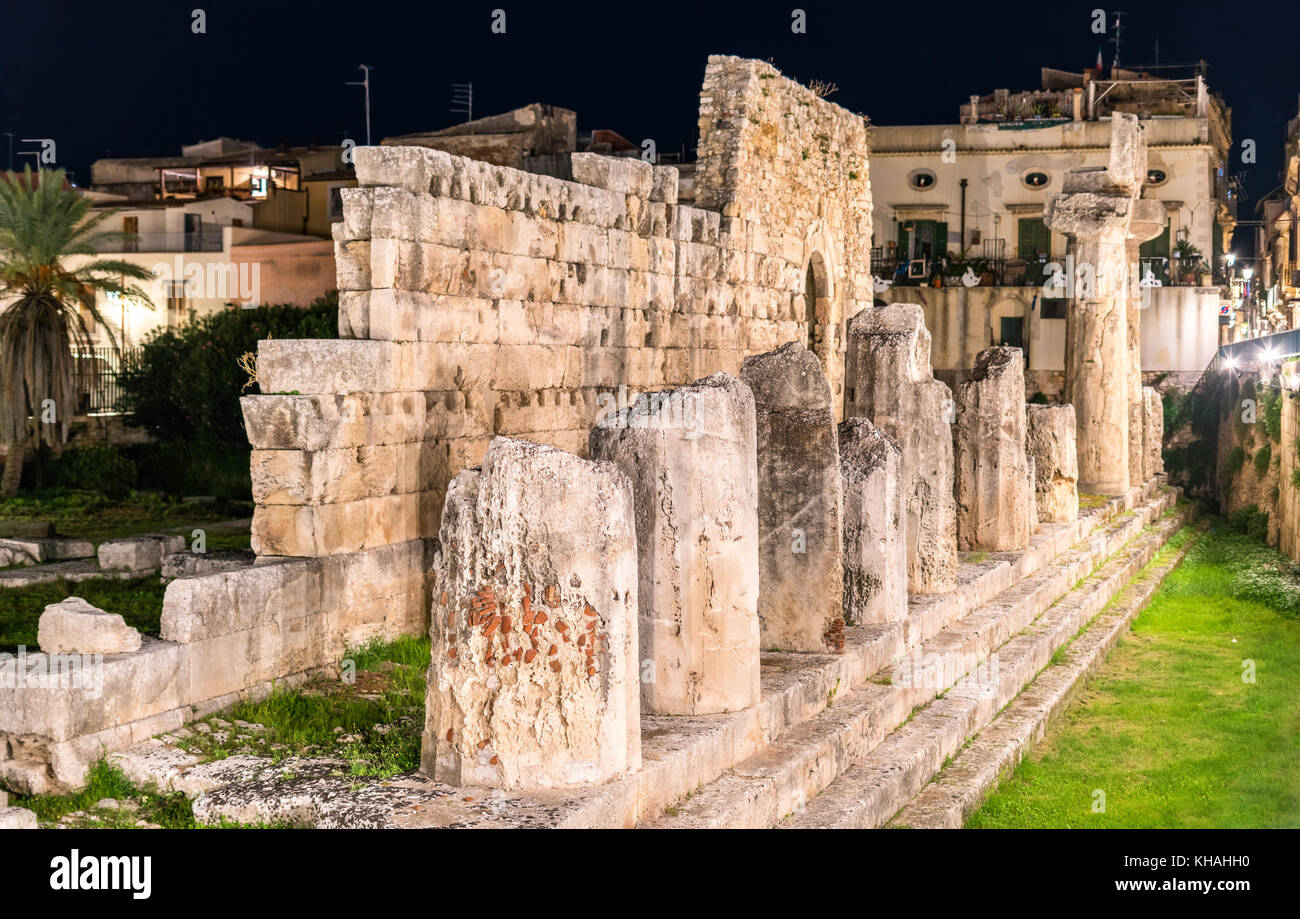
[590,373,760,714]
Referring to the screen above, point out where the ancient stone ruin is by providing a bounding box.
[844,303,958,594]
[838,418,906,625]
[740,341,844,652]
[954,346,1034,551]
[589,372,760,715]
[422,437,640,788]
[1045,112,1167,496]
[1,56,1179,833]
[1026,404,1080,523]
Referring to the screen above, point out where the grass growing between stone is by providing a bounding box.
[174,635,431,779]
[0,576,166,650]
[12,760,279,829]
[967,520,1300,828]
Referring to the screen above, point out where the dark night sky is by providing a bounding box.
[4,0,1297,250]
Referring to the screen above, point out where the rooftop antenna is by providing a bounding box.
[451,82,473,123]
[1110,11,1126,73]
[347,65,374,146]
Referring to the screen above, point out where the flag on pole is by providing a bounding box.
[1096,46,1104,72]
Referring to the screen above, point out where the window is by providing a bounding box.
[908,169,937,190]
[1022,171,1050,189]
[1000,316,1025,349]
[1041,298,1067,319]
[205,176,225,193]
[122,216,139,253]
[165,281,187,330]
[329,186,345,221]
[1146,168,1168,186]
[898,219,948,265]
[1017,217,1051,260]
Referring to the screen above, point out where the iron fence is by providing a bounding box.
[74,346,139,415]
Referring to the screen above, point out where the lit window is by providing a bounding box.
[909,170,937,190]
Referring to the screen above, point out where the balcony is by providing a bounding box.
[96,230,225,254]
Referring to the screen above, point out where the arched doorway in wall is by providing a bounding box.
[803,251,830,369]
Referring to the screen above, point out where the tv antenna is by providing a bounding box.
[451,82,473,123]
[347,65,374,146]
[1110,11,1126,72]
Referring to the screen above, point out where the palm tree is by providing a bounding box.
[0,166,154,497]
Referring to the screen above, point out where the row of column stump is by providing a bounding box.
[420,302,1161,790]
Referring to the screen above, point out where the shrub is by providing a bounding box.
[1254,442,1273,478]
[117,294,337,497]
[41,445,137,498]
[1226,504,1269,542]
[1224,446,1246,484]
[1028,391,1049,405]
[1261,385,1283,443]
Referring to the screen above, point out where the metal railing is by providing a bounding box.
[74,346,139,415]
[96,231,225,253]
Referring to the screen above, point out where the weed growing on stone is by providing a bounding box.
[174,635,432,779]
[13,760,280,829]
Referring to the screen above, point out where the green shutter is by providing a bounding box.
[1018,218,1049,259]
[934,222,948,257]
[1140,221,1170,259]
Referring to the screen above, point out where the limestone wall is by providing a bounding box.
[246,55,872,561]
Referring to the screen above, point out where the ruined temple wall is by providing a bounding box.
[246,55,873,558]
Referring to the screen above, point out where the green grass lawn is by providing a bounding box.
[0,488,252,543]
[0,576,166,650]
[968,521,1300,828]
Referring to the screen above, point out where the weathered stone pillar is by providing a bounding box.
[1026,404,1080,523]
[589,373,761,714]
[1127,204,1167,486]
[740,342,844,652]
[954,347,1033,551]
[1045,113,1150,495]
[845,303,957,594]
[421,437,641,788]
[838,418,907,625]
[1142,385,1165,478]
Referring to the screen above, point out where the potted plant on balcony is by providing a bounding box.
[1172,232,1203,285]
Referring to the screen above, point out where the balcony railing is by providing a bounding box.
[96,230,225,254]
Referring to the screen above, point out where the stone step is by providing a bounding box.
[889,516,1201,829]
[905,479,1160,646]
[778,498,1191,830]
[175,484,1175,830]
[642,484,1180,828]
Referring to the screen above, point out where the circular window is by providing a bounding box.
[1146,168,1168,186]
[908,169,937,190]
[1022,171,1050,189]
